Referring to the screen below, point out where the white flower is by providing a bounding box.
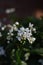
[5,8,15,14]
[15,22,19,25]
[0,47,5,55]
[7,32,14,36]
[20,27,25,32]
[24,53,30,60]
[33,28,36,33]
[0,32,2,37]
[38,59,43,65]
[13,26,18,31]
[12,49,15,52]
[16,23,36,44]
[25,28,30,32]
[13,24,18,31]
[1,25,6,31]
[7,41,10,44]
[21,61,27,65]
[9,27,13,33]
[11,33,14,36]
[13,24,16,27]
[29,23,33,28]
[28,37,36,44]
[16,36,21,41]
[6,36,11,40]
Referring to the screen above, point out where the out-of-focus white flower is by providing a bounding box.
[9,27,13,33]
[20,27,25,32]
[33,28,36,33]
[0,32,2,37]
[29,23,36,33]
[25,53,30,60]
[1,25,6,31]
[28,37,36,44]
[21,61,27,65]
[0,47,5,55]
[11,33,14,36]
[13,24,18,31]
[38,59,43,65]
[15,22,19,25]
[29,23,33,28]
[13,26,18,31]
[16,36,21,41]
[5,8,15,14]
[6,36,11,40]
[7,41,10,44]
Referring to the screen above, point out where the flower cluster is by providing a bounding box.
[16,23,36,44]
[0,22,36,44]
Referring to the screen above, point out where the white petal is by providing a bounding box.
[20,27,25,32]
[15,22,19,25]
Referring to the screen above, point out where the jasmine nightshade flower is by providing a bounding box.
[28,37,36,44]
[13,24,18,31]
[6,36,11,40]
[29,23,36,33]
[24,53,30,61]
[1,25,6,31]
[0,47,5,55]
[7,41,10,44]
[16,23,36,44]
[21,61,27,65]
[29,23,33,28]
[15,22,19,25]
[9,27,13,33]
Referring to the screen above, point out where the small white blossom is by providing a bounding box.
[28,37,36,44]
[9,27,13,33]
[33,28,36,33]
[20,27,25,32]
[5,8,15,14]
[15,22,19,25]
[1,25,6,31]
[13,26,18,31]
[16,36,21,41]
[13,24,16,27]
[7,32,14,36]
[13,24,18,31]
[12,49,15,52]
[29,23,33,28]
[0,47,5,55]
[11,33,14,36]
[6,36,11,40]
[21,61,27,65]
[38,59,43,65]
[7,41,10,44]
[13,60,16,63]
[7,33,10,35]
[25,53,30,60]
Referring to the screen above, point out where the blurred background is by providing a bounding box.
[0,0,43,18]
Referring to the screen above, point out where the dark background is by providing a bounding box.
[0,0,43,18]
